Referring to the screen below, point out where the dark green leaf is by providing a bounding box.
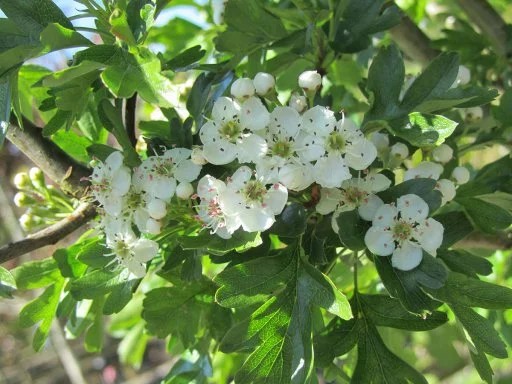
[69,269,133,300]
[270,203,307,238]
[335,209,369,251]
[103,279,139,315]
[0,75,11,146]
[165,45,206,72]
[178,230,261,255]
[437,250,492,278]
[457,197,512,233]
[377,178,442,213]
[76,241,115,268]
[434,211,474,248]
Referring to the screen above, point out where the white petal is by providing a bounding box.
[174,160,202,183]
[239,207,274,232]
[314,154,351,188]
[197,175,225,199]
[358,194,384,221]
[240,97,270,132]
[199,121,221,144]
[265,183,288,215]
[301,106,335,135]
[391,241,423,271]
[268,106,301,138]
[256,158,279,184]
[123,258,147,278]
[165,148,191,163]
[134,207,150,232]
[278,162,314,191]
[414,218,444,256]
[370,132,389,152]
[397,194,429,222]
[151,176,176,200]
[237,134,268,163]
[103,194,124,216]
[111,167,131,196]
[228,166,252,190]
[404,161,444,181]
[133,238,159,262]
[436,179,456,205]
[224,214,242,234]
[372,204,398,228]
[212,96,240,122]
[337,117,359,134]
[297,133,325,162]
[202,140,238,165]
[105,151,124,171]
[145,218,161,235]
[367,173,392,193]
[364,227,395,256]
[218,189,244,215]
[344,138,377,170]
[147,198,167,219]
[216,226,232,239]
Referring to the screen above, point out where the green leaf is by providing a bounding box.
[426,272,512,310]
[416,86,498,113]
[470,347,494,384]
[118,322,150,369]
[437,250,492,278]
[335,209,370,251]
[218,245,351,383]
[450,303,508,359]
[109,8,137,45]
[53,245,88,278]
[178,230,261,255]
[103,279,139,315]
[76,241,115,268]
[434,211,474,248]
[0,74,10,146]
[19,278,65,351]
[86,144,117,163]
[0,266,17,298]
[393,112,458,148]
[164,350,213,384]
[457,197,512,233]
[165,45,206,72]
[12,258,61,290]
[52,129,93,164]
[377,178,442,213]
[270,203,307,238]
[69,269,133,300]
[374,252,446,314]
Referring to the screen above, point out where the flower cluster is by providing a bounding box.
[84,70,474,277]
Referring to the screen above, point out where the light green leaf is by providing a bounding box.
[12,258,61,290]
[393,112,458,148]
[118,322,149,369]
[69,269,133,300]
[0,266,17,298]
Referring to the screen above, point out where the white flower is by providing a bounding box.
[436,179,456,205]
[452,65,470,87]
[316,173,391,232]
[404,161,444,181]
[452,166,470,184]
[298,109,377,188]
[461,107,483,123]
[255,106,313,191]
[289,93,307,113]
[218,166,288,232]
[199,96,269,165]
[195,175,240,239]
[176,182,194,199]
[231,78,255,100]
[298,70,322,92]
[106,230,158,278]
[371,132,390,153]
[254,72,275,96]
[364,194,444,271]
[390,142,409,160]
[432,144,453,163]
[91,152,131,216]
[212,0,228,25]
[133,148,200,201]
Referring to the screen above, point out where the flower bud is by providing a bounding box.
[212,0,228,25]
[452,65,470,87]
[176,182,194,199]
[13,172,31,190]
[191,147,208,165]
[452,166,470,184]
[230,78,255,100]
[29,167,45,189]
[436,179,456,205]
[19,213,33,231]
[253,72,275,96]
[390,142,409,160]
[147,199,167,220]
[298,70,322,93]
[432,144,453,164]
[288,93,307,113]
[145,218,162,235]
[462,107,483,123]
[370,133,390,153]
[14,192,35,207]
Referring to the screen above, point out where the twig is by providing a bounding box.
[455,0,511,58]
[125,94,138,147]
[0,202,97,264]
[389,13,439,66]
[6,119,90,198]
[455,231,512,250]
[50,322,87,384]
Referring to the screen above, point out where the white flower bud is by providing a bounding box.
[436,179,456,205]
[452,166,470,184]
[253,72,275,96]
[147,199,167,220]
[29,167,45,189]
[371,133,390,153]
[212,0,228,25]
[462,107,483,122]
[452,65,470,87]
[432,144,453,164]
[176,182,194,199]
[390,142,409,160]
[145,218,162,235]
[298,70,322,92]
[14,192,34,207]
[230,78,255,100]
[288,93,307,113]
[19,213,32,231]
[191,147,208,165]
[13,172,31,190]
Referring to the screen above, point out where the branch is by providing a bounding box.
[389,13,440,67]
[455,231,512,250]
[6,119,90,198]
[0,202,96,264]
[125,94,137,147]
[455,0,510,58]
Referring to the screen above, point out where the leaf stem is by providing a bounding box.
[353,251,359,292]
[125,94,138,148]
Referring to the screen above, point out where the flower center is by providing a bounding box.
[154,158,174,177]
[343,186,368,206]
[392,220,413,242]
[113,239,131,259]
[326,132,346,153]
[219,121,242,142]
[271,140,293,158]
[243,180,267,203]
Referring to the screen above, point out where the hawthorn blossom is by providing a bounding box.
[432,144,453,163]
[253,72,275,96]
[91,151,131,216]
[364,194,444,271]
[452,166,470,184]
[298,70,322,92]
[256,106,313,191]
[199,96,268,165]
[298,108,377,188]
[218,166,288,232]
[133,148,201,201]
[106,230,159,278]
[404,161,444,181]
